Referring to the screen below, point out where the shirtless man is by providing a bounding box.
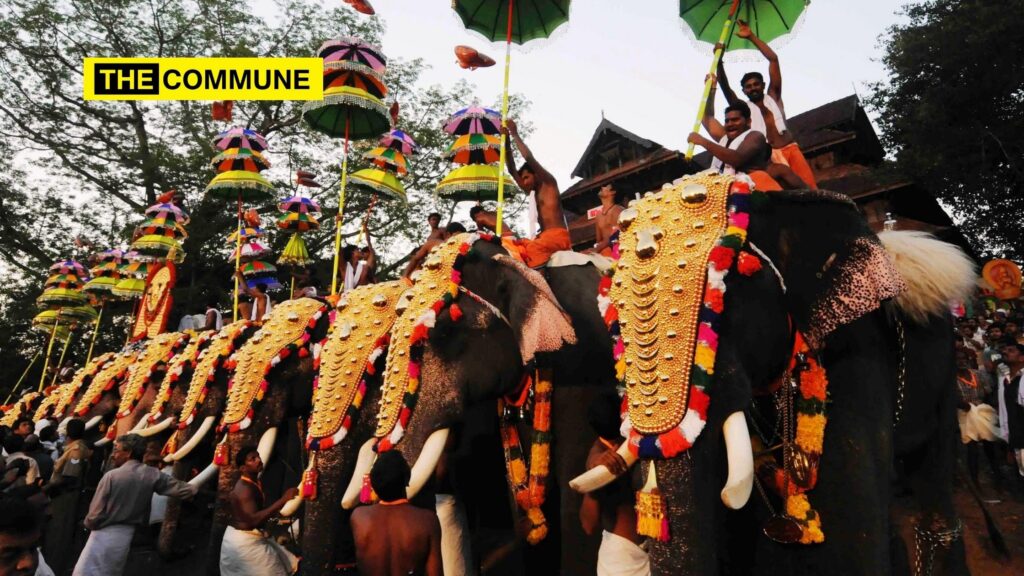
[503,119,571,268]
[587,184,624,257]
[469,205,513,237]
[717,20,817,189]
[351,451,442,576]
[688,83,783,192]
[220,446,299,576]
[403,222,467,279]
[426,212,445,242]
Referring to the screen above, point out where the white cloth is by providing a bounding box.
[546,250,614,273]
[4,452,40,486]
[436,494,476,576]
[343,261,366,293]
[597,530,650,576]
[748,95,788,137]
[36,549,55,576]
[220,525,297,576]
[997,369,1015,443]
[72,524,135,576]
[250,294,273,321]
[710,129,754,175]
[176,315,195,331]
[206,307,224,330]
[958,404,1001,443]
[526,191,538,239]
[149,468,173,525]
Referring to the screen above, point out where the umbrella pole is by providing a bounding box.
[85,301,104,365]
[685,0,741,160]
[494,0,515,237]
[37,315,61,393]
[125,298,140,346]
[233,196,243,322]
[49,329,74,389]
[5,352,40,405]
[290,275,296,300]
[330,117,351,296]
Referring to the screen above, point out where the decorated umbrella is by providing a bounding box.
[112,277,146,300]
[380,129,418,155]
[144,202,190,224]
[445,133,502,164]
[304,38,391,296]
[48,259,89,278]
[364,146,408,176]
[44,273,86,290]
[279,195,322,214]
[83,249,124,364]
[227,226,268,242]
[211,148,272,173]
[324,67,388,99]
[130,235,185,263]
[436,164,518,202]
[34,259,90,392]
[453,0,571,234]
[349,168,406,201]
[231,239,273,261]
[679,0,810,158]
[443,106,502,136]
[213,127,268,152]
[240,260,282,291]
[276,195,322,294]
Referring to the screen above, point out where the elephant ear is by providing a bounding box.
[492,254,577,365]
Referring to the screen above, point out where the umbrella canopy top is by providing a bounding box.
[93,249,125,264]
[318,36,387,74]
[278,195,322,214]
[302,86,391,141]
[211,148,272,173]
[227,226,268,243]
[205,170,274,202]
[349,168,407,202]
[277,211,321,233]
[435,163,519,202]
[679,0,810,58]
[213,126,269,152]
[363,146,408,176]
[453,0,572,45]
[324,66,388,100]
[144,202,190,224]
[380,129,418,155]
[48,259,88,278]
[44,273,86,290]
[444,105,502,135]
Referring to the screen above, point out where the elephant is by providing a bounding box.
[31,351,118,426]
[1,390,45,428]
[571,175,974,575]
[187,297,331,574]
[337,233,617,575]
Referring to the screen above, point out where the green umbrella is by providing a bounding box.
[452,1,571,236]
[679,0,810,159]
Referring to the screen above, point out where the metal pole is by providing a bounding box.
[494,0,515,237]
[233,197,243,322]
[685,0,741,160]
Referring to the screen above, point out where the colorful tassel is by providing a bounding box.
[213,440,229,466]
[300,454,318,500]
[359,473,375,504]
[161,432,178,457]
[636,462,670,542]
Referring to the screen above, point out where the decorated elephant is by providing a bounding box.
[328,233,616,575]
[31,351,118,426]
[571,173,974,575]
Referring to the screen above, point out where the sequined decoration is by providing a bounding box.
[308,281,407,444]
[177,321,252,427]
[147,331,213,421]
[52,352,115,418]
[115,332,190,418]
[612,173,730,435]
[74,348,142,416]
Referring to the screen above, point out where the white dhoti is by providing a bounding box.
[597,530,650,576]
[958,404,1001,443]
[436,493,476,576]
[220,525,298,576]
[72,524,135,576]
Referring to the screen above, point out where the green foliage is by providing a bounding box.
[867,0,1024,257]
[0,0,530,400]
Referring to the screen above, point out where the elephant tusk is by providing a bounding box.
[406,428,449,500]
[84,415,103,431]
[569,441,637,493]
[188,462,220,488]
[131,418,149,432]
[136,417,175,438]
[94,436,111,447]
[721,411,754,510]
[342,439,378,509]
[168,416,216,462]
[257,427,278,466]
[279,492,304,517]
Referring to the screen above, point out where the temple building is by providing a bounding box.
[562,95,969,253]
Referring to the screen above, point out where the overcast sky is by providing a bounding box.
[369,0,911,201]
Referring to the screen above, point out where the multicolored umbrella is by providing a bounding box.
[436,164,518,202]
[36,288,87,308]
[445,133,502,164]
[443,106,502,136]
[138,217,188,239]
[452,1,572,234]
[83,275,119,295]
[95,249,126,263]
[130,234,185,263]
[205,170,274,202]
[324,67,388,100]
[278,195,322,214]
[380,129,418,155]
[319,37,387,74]
[241,260,278,278]
[213,127,269,152]
[232,240,273,262]
[364,147,408,176]
[277,212,321,233]
[144,202,189,224]
[44,273,86,290]
[48,260,89,278]
[349,168,406,201]
[211,148,271,173]
[678,0,810,158]
[227,226,268,242]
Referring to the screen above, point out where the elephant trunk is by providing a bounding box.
[648,457,718,575]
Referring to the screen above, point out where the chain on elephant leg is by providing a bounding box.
[912,514,962,576]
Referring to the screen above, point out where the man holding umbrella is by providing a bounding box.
[716,20,818,190]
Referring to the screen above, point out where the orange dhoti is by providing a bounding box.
[770,142,817,189]
[505,227,572,268]
[748,170,783,192]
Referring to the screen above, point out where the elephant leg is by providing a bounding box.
[301,445,354,576]
[648,456,719,575]
[551,384,601,576]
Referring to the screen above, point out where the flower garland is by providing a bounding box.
[52,352,115,418]
[602,176,757,460]
[765,332,829,544]
[218,304,326,434]
[178,321,253,430]
[374,233,500,453]
[74,346,143,417]
[497,369,553,545]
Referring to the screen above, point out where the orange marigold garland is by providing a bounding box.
[498,369,552,545]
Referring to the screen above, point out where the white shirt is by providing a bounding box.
[250,294,272,321]
[343,261,366,293]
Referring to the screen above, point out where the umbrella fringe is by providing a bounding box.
[323,59,385,82]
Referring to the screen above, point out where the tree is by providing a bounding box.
[0,0,530,398]
[867,0,1024,258]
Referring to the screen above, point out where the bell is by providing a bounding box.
[763,515,804,544]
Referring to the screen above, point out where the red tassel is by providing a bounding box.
[211,100,234,121]
[301,457,318,500]
[359,474,374,504]
[213,442,229,466]
[298,346,310,358]
[449,304,463,322]
[738,251,763,276]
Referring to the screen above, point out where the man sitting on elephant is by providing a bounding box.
[403,222,467,279]
[351,451,442,576]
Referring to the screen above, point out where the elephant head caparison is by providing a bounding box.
[572,173,974,575]
[188,298,330,573]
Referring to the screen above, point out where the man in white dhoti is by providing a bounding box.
[72,434,197,576]
[220,446,299,576]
